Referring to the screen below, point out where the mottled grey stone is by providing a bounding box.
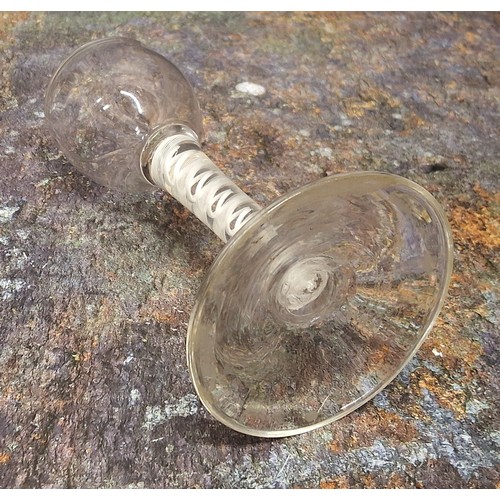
[0,12,498,488]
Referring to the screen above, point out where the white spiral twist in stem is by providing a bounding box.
[149,130,261,242]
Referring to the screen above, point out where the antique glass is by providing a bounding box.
[46,38,453,437]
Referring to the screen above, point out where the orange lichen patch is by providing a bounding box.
[449,271,471,286]
[139,298,189,330]
[0,12,29,40]
[329,407,419,453]
[473,183,500,204]
[172,205,192,222]
[71,352,91,363]
[47,307,77,340]
[450,185,500,254]
[356,407,419,444]
[454,28,488,56]
[465,31,479,44]
[343,97,378,118]
[342,84,407,121]
[423,316,483,377]
[413,368,467,420]
[399,112,427,136]
[358,85,402,108]
[146,310,176,324]
[279,85,321,111]
[363,340,402,372]
[359,474,378,488]
[450,204,500,251]
[328,440,343,454]
[386,472,408,488]
[320,476,350,489]
[0,453,11,464]
[384,378,432,422]
[352,472,409,489]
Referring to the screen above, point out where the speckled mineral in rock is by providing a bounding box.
[0,206,20,223]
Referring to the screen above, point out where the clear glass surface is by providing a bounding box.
[187,172,453,437]
[45,38,203,191]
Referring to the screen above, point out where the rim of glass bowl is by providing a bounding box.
[45,37,143,117]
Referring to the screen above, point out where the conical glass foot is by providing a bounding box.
[187,172,453,437]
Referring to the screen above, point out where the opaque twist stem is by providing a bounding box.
[149,129,262,242]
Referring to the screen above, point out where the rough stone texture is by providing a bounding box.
[0,12,499,488]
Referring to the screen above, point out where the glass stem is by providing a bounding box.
[147,125,262,243]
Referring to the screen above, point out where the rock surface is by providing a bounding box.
[0,12,499,488]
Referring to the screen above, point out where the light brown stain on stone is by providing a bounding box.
[0,12,29,41]
[320,476,349,488]
[328,406,420,453]
[322,471,414,488]
[421,316,483,378]
[449,184,500,254]
[344,85,402,119]
[415,369,467,419]
[0,12,31,113]
[451,204,500,251]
